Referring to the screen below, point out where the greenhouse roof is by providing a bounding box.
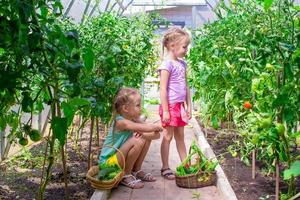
[126,0,206,14]
[62,0,207,22]
[132,0,206,6]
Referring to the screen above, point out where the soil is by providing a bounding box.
[0,122,98,200]
[196,118,300,200]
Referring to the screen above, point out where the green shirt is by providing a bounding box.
[99,115,133,164]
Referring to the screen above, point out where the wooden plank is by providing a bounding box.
[109,185,132,200]
[90,189,111,200]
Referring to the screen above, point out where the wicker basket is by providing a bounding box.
[175,142,217,188]
[86,145,125,190]
[175,171,217,188]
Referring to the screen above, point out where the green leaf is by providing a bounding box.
[62,98,90,126]
[0,116,6,131]
[294,6,300,11]
[83,48,94,71]
[224,90,233,108]
[292,48,300,60]
[69,97,90,107]
[61,102,74,127]
[264,0,273,10]
[111,45,121,54]
[40,5,48,19]
[0,48,5,56]
[272,94,288,108]
[211,115,219,129]
[21,91,33,113]
[283,161,300,180]
[51,117,68,145]
[292,131,300,138]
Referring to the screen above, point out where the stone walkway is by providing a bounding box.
[109,105,222,200]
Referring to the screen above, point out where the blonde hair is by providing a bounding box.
[161,27,190,58]
[113,87,140,114]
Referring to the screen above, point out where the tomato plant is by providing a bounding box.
[1,1,159,197]
[189,0,300,198]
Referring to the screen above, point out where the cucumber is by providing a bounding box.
[107,171,118,180]
[97,167,116,180]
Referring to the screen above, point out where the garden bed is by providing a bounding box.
[0,124,97,200]
[196,118,299,200]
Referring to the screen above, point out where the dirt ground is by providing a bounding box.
[0,124,96,200]
[197,119,300,200]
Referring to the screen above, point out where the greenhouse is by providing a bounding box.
[0,0,299,199]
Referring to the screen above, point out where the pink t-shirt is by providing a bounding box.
[158,59,187,103]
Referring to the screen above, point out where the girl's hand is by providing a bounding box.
[153,124,163,132]
[153,131,161,139]
[163,111,170,123]
[187,106,192,119]
[134,132,142,138]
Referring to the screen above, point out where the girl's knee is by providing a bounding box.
[133,137,146,149]
[163,134,173,142]
[174,133,184,141]
[162,128,174,142]
[142,132,160,140]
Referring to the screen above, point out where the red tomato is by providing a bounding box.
[184,163,190,169]
[243,101,252,109]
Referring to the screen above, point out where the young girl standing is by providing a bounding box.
[158,27,192,180]
[99,87,162,189]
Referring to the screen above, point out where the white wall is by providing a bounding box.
[151,6,193,28]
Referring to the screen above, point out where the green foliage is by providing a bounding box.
[7,148,44,169]
[145,98,160,105]
[0,2,158,196]
[189,0,299,197]
[52,117,68,145]
[0,0,83,139]
[189,0,299,125]
[256,0,274,10]
[283,160,300,180]
[59,13,159,123]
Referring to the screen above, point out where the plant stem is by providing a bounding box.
[87,116,95,170]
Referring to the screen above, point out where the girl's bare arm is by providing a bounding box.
[186,72,192,119]
[116,119,162,133]
[160,70,170,113]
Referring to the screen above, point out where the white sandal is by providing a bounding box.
[120,174,144,189]
[132,170,156,182]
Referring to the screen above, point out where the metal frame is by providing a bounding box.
[132,0,206,6]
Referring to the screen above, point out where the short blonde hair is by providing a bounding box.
[162,27,190,56]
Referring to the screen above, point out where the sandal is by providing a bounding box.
[120,174,144,189]
[161,168,175,180]
[132,170,156,182]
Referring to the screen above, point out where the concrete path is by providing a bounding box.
[109,105,221,200]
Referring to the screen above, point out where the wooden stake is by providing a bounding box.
[87,117,94,170]
[275,159,280,200]
[252,150,256,179]
[96,118,100,146]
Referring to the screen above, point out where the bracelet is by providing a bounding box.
[163,111,169,113]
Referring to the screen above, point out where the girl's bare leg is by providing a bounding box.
[132,139,150,171]
[174,126,187,162]
[160,126,174,170]
[117,137,145,174]
[116,137,145,189]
